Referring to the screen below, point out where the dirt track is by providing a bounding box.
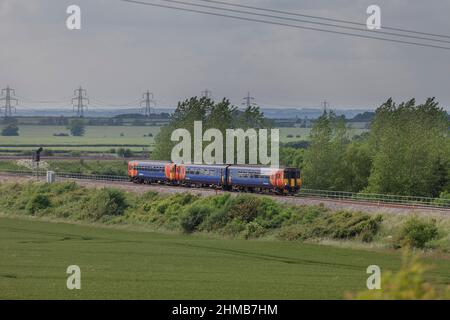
[1,174,448,216]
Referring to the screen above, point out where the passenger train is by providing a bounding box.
[128,161,302,194]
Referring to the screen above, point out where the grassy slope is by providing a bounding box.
[0,216,449,299]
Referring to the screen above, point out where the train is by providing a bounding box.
[128,161,302,195]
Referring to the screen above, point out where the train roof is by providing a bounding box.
[128,160,299,171]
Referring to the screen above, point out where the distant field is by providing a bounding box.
[279,127,367,143]
[0,125,160,146]
[1,216,449,299]
[0,125,368,155]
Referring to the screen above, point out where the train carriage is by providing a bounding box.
[128,161,175,184]
[227,166,284,192]
[177,164,227,188]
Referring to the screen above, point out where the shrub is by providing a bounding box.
[242,222,266,239]
[202,208,228,231]
[180,204,211,233]
[347,251,450,300]
[278,211,383,242]
[222,219,246,236]
[1,124,19,136]
[86,188,128,220]
[226,196,260,222]
[278,224,306,241]
[395,217,439,249]
[26,194,51,214]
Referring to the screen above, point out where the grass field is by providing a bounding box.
[0,125,160,148]
[0,125,368,146]
[1,216,449,299]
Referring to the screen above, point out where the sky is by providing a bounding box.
[1,0,449,111]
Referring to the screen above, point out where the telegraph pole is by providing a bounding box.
[0,86,18,118]
[242,92,255,108]
[140,90,155,118]
[72,86,89,117]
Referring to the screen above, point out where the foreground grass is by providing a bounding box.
[1,216,448,299]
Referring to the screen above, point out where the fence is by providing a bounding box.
[0,169,449,209]
[297,188,450,209]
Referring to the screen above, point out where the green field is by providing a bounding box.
[1,216,449,299]
[0,125,160,151]
[0,125,367,146]
[279,127,367,142]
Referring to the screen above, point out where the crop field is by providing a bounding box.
[279,127,367,142]
[0,125,160,152]
[1,216,449,299]
[0,125,367,149]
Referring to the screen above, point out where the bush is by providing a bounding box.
[226,196,260,222]
[222,219,246,236]
[67,119,85,136]
[395,217,439,249]
[86,188,128,220]
[202,207,228,231]
[278,211,383,242]
[347,251,450,300]
[26,194,51,214]
[1,124,19,136]
[117,148,133,158]
[243,222,266,239]
[180,204,211,233]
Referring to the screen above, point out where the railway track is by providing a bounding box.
[0,170,449,215]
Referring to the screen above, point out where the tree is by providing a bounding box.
[366,98,449,197]
[1,123,19,136]
[341,142,372,192]
[67,119,86,137]
[302,110,350,190]
[152,96,270,162]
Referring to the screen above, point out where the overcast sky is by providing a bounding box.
[1,0,449,110]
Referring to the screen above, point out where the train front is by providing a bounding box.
[128,161,138,181]
[283,167,302,193]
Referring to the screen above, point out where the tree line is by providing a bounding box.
[152,96,271,161]
[287,98,449,197]
[152,96,449,198]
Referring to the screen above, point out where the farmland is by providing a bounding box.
[1,216,449,299]
[0,125,160,153]
[0,124,368,155]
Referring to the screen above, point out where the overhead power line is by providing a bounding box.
[146,0,450,45]
[196,0,450,40]
[90,97,142,107]
[120,0,450,50]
